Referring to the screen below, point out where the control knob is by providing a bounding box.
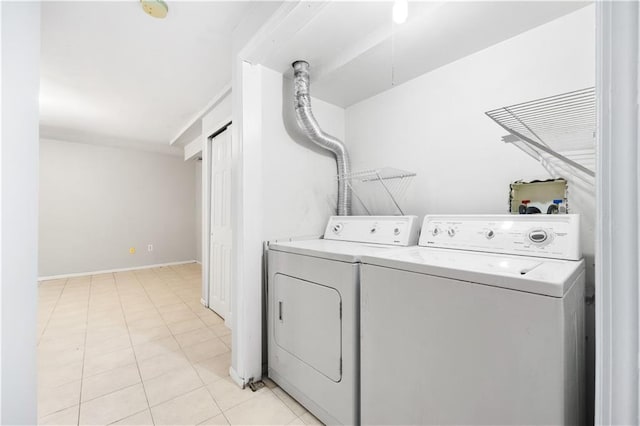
[485,229,495,239]
[432,227,442,236]
[447,228,456,237]
[528,229,549,244]
[332,223,343,234]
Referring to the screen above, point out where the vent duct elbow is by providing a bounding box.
[292,60,351,216]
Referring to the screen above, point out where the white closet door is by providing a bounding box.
[209,127,232,320]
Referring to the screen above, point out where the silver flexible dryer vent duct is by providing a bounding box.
[292,60,352,215]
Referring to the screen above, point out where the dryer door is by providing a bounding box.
[274,274,342,382]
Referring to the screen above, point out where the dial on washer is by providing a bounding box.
[528,229,548,243]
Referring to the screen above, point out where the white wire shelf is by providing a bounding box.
[338,167,416,215]
[485,87,596,180]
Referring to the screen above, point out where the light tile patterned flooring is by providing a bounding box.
[38,263,322,425]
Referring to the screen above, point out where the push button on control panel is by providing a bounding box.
[528,229,548,243]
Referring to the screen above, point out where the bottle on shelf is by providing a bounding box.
[518,200,530,215]
[519,200,541,214]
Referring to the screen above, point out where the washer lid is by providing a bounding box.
[361,248,585,297]
[269,239,401,263]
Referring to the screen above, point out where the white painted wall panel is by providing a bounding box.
[0,2,40,422]
[346,6,595,217]
[39,139,197,277]
[260,66,345,241]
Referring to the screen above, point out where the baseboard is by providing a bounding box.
[38,260,198,281]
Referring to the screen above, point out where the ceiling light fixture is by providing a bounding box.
[392,0,408,24]
[141,0,168,19]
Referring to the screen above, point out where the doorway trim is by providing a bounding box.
[201,117,232,316]
[595,1,640,424]
[206,123,233,324]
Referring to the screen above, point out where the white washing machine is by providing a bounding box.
[360,214,585,426]
[267,216,420,425]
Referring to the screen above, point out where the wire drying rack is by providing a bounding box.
[485,87,596,186]
[338,167,416,215]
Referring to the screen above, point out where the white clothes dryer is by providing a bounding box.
[360,214,585,426]
[267,216,420,425]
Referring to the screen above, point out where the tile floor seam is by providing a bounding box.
[146,383,207,409]
[129,268,209,416]
[203,381,269,414]
[78,381,141,407]
[80,360,138,380]
[38,402,81,422]
[154,266,226,354]
[80,362,142,403]
[97,388,149,426]
[115,272,156,426]
[38,265,234,426]
[37,278,68,343]
[136,269,210,374]
[105,407,150,426]
[221,388,299,425]
[171,266,204,316]
[175,332,220,351]
[195,409,231,426]
[199,377,224,417]
[272,390,300,414]
[219,409,232,426]
[264,389,299,419]
[143,369,202,406]
[75,274,95,426]
[38,355,85,386]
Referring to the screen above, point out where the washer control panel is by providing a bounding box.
[419,215,581,260]
[324,216,419,246]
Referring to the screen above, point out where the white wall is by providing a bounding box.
[39,139,197,277]
[345,4,596,418]
[346,5,594,216]
[260,66,345,241]
[0,1,40,423]
[595,2,640,423]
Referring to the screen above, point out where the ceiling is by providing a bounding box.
[39,1,261,151]
[258,1,591,107]
[40,1,590,151]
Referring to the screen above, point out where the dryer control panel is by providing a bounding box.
[419,214,581,260]
[324,216,419,246]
